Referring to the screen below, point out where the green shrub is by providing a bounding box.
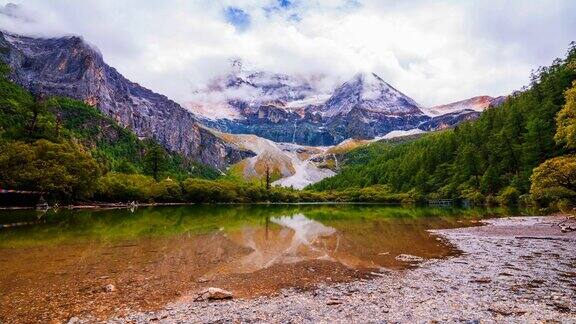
[497,186,520,206]
[530,186,575,208]
[518,194,537,207]
[181,178,240,203]
[0,139,100,200]
[556,198,573,213]
[152,178,182,202]
[485,194,498,207]
[461,190,485,206]
[96,173,156,202]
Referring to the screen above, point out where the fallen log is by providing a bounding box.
[514,236,573,241]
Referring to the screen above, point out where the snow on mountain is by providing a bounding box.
[284,94,332,109]
[322,72,425,118]
[211,130,341,188]
[189,69,426,123]
[272,153,336,189]
[184,102,243,121]
[423,95,496,117]
[186,68,327,119]
[243,71,318,104]
[375,129,426,140]
[215,132,296,178]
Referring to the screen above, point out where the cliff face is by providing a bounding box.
[0,32,252,170]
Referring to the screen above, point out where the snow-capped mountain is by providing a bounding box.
[322,73,425,117]
[321,72,429,142]
[423,95,505,116]
[190,69,431,146]
[185,60,509,151]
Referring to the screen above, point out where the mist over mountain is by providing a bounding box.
[188,63,500,146]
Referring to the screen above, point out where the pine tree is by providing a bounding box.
[144,142,167,180]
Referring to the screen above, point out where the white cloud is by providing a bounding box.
[0,0,574,106]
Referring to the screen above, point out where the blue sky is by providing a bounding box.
[1,0,575,106]
[224,7,251,31]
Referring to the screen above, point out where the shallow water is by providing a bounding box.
[0,204,517,322]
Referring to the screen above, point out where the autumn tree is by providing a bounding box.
[530,78,576,202]
[555,82,576,151]
[530,155,576,197]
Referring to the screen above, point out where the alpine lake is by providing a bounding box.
[0,204,528,322]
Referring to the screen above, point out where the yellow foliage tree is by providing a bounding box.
[531,80,576,202]
[530,155,576,196]
[555,82,576,149]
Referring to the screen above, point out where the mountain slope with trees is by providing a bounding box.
[0,61,415,204]
[0,62,219,200]
[310,44,576,208]
[2,37,575,207]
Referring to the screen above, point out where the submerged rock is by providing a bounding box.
[395,254,425,263]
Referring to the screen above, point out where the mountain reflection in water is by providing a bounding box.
[208,214,338,276]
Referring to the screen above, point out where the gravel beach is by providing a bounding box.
[103,215,576,323]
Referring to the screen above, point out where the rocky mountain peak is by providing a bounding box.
[422,95,506,117]
[2,32,104,87]
[355,72,394,98]
[322,72,424,118]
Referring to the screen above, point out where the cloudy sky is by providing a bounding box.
[1,0,575,106]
